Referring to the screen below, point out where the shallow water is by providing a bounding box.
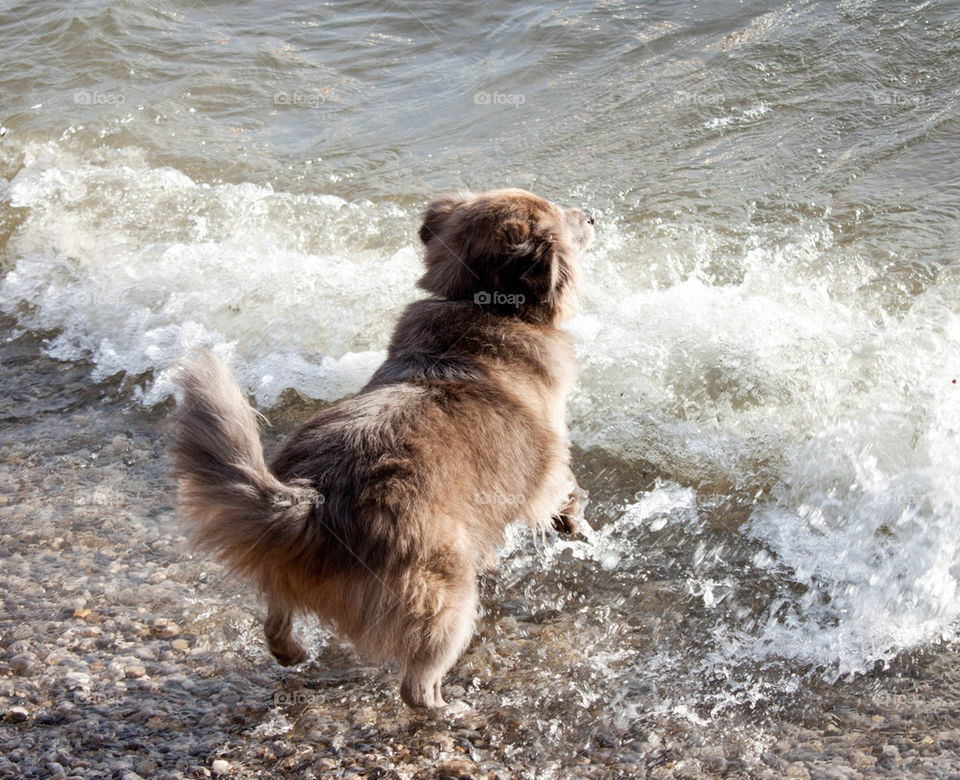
[2,0,960,775]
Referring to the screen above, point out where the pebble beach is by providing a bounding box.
[3,335,960,779]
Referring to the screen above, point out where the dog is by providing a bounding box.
[169,188,595,708]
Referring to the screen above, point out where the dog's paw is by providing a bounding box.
[551,510,579,535]
[551,492,581,535]
[270,643,308,667]
[400,675,446,709]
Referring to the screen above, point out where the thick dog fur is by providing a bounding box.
[169,189,595,708]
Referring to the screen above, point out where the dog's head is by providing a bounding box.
[417,188,595,323]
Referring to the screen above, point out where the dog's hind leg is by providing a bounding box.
[264,596,308,666]
[399,574,478,709]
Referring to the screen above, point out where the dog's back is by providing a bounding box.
[269,299,574,575]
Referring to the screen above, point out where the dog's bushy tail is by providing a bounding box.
[169,351,320,583]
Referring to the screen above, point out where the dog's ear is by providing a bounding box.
[418,196,474,301]
[419,197,458,245]
[510,221,574,320]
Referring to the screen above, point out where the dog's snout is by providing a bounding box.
[565,206,594,226]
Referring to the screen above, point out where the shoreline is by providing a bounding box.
[2,338,959,779]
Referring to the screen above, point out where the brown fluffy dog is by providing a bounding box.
[169,188,595,708]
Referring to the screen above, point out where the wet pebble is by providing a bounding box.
[672,758,702,778]
[849,750,876,769]
[8,652,39,675]
[12,624,33,640]
[695,747,727,773]
[152,619,181,639]
[784,762,810,779]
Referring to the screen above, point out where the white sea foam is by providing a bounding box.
[738,285,960,677]
[571,219,960,677]
[1,142,419,405]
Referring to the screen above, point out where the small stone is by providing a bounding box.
[850,751,877,768]
[702,755,727,772]
[152,619,181,639]
[6,706,29,723]
[785,763,810,779]
[136,759,158,777]
[45,648,71,666]
[673,759,701,779]
[106,435,129,455]
[8,653,38,676]
[125,662,147,679]
[211,759,230,775]
[436,759,477,776]
[442,700,472,718]
[6,640,32,655]
[65,671,92,689]
[171,639,189,652]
